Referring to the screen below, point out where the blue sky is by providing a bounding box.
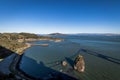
[0,0,120,34]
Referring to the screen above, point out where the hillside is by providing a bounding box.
[0,33,63,59]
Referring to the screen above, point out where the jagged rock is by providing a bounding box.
[74,54,85,72]
[62,61,67,66]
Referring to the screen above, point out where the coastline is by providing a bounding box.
[16,38,64,55]
[16,43,31,55]
[9,39,78,80]
[18,38,64,43]
[0,33,64,79]
[9,39,61,79]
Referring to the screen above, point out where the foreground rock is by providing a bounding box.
[62,61,67,66]
[74,54,85,72]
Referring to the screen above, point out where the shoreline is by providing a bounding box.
[16,38,63,55]
[18,38,64,43]
[9,40,78,80]
[9,40,54,79]
[16,43,31,55]
[9,39,75,80]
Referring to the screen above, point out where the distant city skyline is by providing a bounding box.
[0,0,120,34]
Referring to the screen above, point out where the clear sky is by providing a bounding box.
[0,0,120,34]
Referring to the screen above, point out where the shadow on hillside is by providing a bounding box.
[0,46,14,59]
[0,46,17,79]
[80,49,120,65]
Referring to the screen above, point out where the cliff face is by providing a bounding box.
[74,55,85,72]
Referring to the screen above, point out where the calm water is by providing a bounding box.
[19,35,120,80]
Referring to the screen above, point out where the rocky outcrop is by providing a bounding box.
[74,54,85,72]
[16,43,31,55]
[62,61,67,66]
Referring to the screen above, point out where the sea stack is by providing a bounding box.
[74,54,85,72]
[62,61,67,66]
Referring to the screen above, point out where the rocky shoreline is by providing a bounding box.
[16,38,63,55]
[16,43,31,55]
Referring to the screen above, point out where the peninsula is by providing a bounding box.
[0,32,63,58]
[0,32,64,79]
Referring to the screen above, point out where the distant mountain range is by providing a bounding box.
[47,33,120,36]
[48,33,66,36]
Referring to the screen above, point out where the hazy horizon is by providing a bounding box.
[0,0,120,34]
[0,32,120,35]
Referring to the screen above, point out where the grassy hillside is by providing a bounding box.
[0,33,63,59]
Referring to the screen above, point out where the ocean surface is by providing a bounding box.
[19,35,120,80]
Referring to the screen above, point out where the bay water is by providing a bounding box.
[19,35,120,80]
